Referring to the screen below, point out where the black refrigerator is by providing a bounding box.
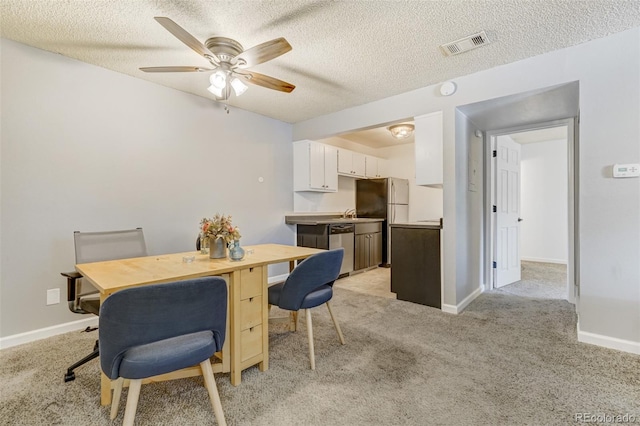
[356,177,409,266]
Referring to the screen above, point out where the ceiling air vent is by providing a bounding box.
[440,31,490,56]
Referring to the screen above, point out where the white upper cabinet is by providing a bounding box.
[337,148,366,177]
[415,111,443,187]
[293,140,338,192]
[365,155,386,178]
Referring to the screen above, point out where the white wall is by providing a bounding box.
[293,28,640,351]
[521,138,568,263]
[0,39,294,338]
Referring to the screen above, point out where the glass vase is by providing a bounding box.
[199,234,209,255]
[228,239,245,261]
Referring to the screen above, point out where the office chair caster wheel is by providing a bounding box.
[64,371,76,382]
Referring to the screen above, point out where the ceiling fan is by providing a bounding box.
[140,17,295,100]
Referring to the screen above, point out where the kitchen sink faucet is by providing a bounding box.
[343,209,357,219]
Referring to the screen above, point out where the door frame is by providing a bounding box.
[483,118,578,304]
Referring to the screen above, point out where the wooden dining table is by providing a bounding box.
[75,243,323,406]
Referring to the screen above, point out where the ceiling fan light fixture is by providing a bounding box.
[209,70,227,89]
[207,84,224,98]
[231,77,248,96]
[388,124,415,139]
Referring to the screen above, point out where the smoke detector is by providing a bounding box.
[440,31,490,56]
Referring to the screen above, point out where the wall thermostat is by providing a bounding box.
[440,81,457,96]
[613,163,640,178]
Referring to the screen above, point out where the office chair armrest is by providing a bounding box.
[61,271,86,313]
[61,271,82,280]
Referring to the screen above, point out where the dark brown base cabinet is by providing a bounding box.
[354,222,382,271]
[390,225,441,308]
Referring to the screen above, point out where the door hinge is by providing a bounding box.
[492,205,497,213]
[492,150,497,158]
[492,261,497,269]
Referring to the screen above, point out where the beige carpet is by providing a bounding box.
[1,272,638,425]
[499,261,568,299]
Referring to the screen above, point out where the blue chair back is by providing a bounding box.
[99,277,227,380]
[277,248,344,310]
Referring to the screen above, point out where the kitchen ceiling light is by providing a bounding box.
[388,124,415,139]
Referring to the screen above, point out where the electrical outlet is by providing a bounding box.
[47,288,60,305]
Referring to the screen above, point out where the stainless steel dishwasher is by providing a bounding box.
[329,224,355,275]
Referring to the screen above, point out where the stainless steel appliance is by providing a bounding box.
[356,177,409,266]
[329,224,355,275]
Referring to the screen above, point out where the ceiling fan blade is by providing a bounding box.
[154,17,219,63]
[139,66,212,73]
[237,71,295,93]
[234,38,292,68]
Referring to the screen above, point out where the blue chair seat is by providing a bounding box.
[119,330,217,379]
[269,283,333,310]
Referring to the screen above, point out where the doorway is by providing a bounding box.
[486,119,577,303]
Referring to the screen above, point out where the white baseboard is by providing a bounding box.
[577,323,640,355]
[0,316,99,350]
[1,273,292,350]
[268,273,289,285]
[441,286,483,314]
[521,257,567,265]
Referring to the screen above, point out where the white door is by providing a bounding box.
[495,137,522,287]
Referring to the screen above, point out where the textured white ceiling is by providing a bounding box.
[2,0,639,125]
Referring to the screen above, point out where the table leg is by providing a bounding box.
[221,276,231,373]
[101,373,111,406]
[99,293,112,406]
[258,266,269,372]
[229,271,242,386]
[287,261,299,332]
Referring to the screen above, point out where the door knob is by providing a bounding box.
[518,218,523,222]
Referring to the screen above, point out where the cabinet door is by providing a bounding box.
[365,156,387,178]
[309,142,327,190]
[415,111,443,186]
[323,145,338,191]
[337,148,353,175]
[354,234,367,270]
[352,152,366,177]
[370,232,382,266]
[376,158,386,178]
[365,156,377,178]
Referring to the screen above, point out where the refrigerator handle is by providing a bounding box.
[391,180,395,205]
[390,179,396,223]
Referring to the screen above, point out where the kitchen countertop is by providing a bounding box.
[285,213,384,225]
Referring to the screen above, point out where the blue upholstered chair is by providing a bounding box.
[268,248,346,370]
[99,277,227,426]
